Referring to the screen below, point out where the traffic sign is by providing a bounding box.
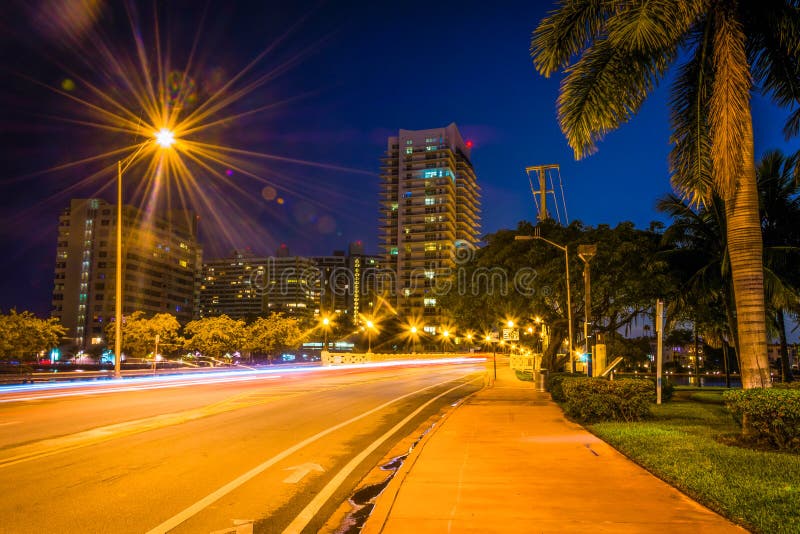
[502,328,519,341]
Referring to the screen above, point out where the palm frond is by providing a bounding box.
[670,22,715,204]
[606,0,704,54]
[709,6,752,200]
[558,37,673,159]
[744,1,800,139]
[531,0,611,77]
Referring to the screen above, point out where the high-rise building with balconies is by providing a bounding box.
[52,198,200,349]
[378,123,481,330]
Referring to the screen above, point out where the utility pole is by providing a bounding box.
[526,164,559,222]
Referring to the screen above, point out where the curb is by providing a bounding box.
[361,380,486,533]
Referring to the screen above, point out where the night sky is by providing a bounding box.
[0,0,796,317]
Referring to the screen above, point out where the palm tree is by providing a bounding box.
[532,1,800,388]
[657,194,739,373]
[758,150,800,381]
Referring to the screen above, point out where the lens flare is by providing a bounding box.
[155,128,175,148]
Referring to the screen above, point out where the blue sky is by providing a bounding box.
[0,0,796,315]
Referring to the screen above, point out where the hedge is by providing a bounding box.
[562,378,653,422]
[724,388,800,451]
[546,372,587,402]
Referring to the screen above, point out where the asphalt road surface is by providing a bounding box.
[0,360,484,533]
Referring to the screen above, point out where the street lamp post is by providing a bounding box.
[365,320,375,352]
[515,232,573,371]
[409,325,419,353]
[322,317,330,351]
[578,244,597,375]
[485,335,497,379]
[114,129,175,379]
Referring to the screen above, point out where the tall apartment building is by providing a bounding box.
[378,123,481,329]
[52,198,200,349]
[198,250,266,319]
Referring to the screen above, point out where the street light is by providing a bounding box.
[578,244,597,375]
[484,334,497,379]
[114,128,175,379]
[321,316,331,351]
[515,231,574,372]
[364,319,376,353]
[408,324,421,353]
[441,330,450,353]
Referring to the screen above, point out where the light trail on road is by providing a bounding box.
[0,360,486,532]
[0,357,485,403]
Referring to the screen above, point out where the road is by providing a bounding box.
[0,360,484,533]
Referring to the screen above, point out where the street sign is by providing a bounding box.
[502,328,519,341]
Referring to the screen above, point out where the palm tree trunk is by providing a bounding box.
[722,339,731,388]
[777,309,794,382]
[725,118,770,388]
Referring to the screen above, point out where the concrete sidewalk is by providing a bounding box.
[363,361,744,533]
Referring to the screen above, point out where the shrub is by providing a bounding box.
[724,388,800,451]
[547,372,587,402]
[562,378,652,422]
[515,370,533,382]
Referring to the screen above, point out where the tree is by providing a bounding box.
[439,219,669,371]
[0,310,66,361]
[183,315,246,360]
[532,1,800,388]
[757,150,800,381]
[105,312,182,359]
[657,194,738,367]
[246,313,304,361]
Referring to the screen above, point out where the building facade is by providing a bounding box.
[378,123,481,330]
[198,250,267,319]
[52,198,200,349]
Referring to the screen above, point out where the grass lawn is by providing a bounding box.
[589,398,800,533]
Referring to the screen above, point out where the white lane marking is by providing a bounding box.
[145,373,472,534]
[282,463,324,484]
[282,377,478,534]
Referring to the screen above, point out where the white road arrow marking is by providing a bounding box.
[282,463,324,484]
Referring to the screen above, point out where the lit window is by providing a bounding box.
[405,147,413,155]
[425,197,435,205]
[424,298,437,307]
[424,243,436,251]
[390,247,398,255]
[406,139,413,145]
[425,271,435,279]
